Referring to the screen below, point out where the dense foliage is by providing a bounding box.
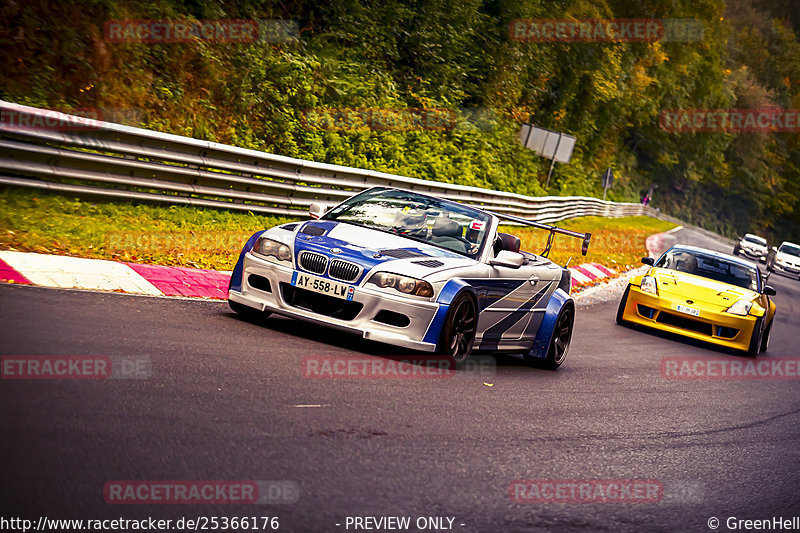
[1,0,798,240]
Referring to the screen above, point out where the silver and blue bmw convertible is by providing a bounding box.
[227,187,591,368]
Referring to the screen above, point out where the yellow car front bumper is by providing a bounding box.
[620,284,758,352]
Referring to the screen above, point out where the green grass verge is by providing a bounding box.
[0,188,292,270]
[0,188,675,272]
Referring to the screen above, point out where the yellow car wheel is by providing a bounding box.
[746,316,764,357]
[616,286,630,325]
[759,320,772,353]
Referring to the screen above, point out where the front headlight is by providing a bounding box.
[640,276,658,295]
[252,237,292,263]
[726,299,753,316]
[368,272,434,298]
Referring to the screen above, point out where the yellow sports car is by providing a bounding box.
[617,245,776,355]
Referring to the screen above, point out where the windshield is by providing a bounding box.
[779,243,800,257]
[743,235,766,246]
[323,188,491,258]
[656,248,759,291]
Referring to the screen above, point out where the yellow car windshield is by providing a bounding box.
[657,249,758,291]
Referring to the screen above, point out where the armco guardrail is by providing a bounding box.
[0,100,655,224]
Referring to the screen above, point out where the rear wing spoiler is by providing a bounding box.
[490,212,592,257]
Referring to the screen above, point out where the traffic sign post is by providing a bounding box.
[518,123,576,189]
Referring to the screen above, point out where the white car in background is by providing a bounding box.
[768,241,800,279]
[734,233,768,262]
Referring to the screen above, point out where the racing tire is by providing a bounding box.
[229,300,270,320]
[733,245,740,256]
[542,304,574,370]
[616,286,630,325]
[759,319,772,353]
[746,316,764,357]
[437,292,478,367]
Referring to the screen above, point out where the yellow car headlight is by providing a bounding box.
[726,299,753,316]
[640,276,658,295]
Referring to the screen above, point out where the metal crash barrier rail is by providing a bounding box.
[0,100,655,224]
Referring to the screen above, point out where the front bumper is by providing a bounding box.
[620,285,758,352]
[739,247,766,260]
[228,252,440,352]
[772,261,800,277]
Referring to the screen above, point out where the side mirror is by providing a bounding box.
[308,202,327,220]
[763,285,776,296]
[641,257,655,265]
[489,250,524,269]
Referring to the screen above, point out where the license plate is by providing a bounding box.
[291,271,354,301]
[676,304,700,317]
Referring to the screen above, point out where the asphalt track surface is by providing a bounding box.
[1,227,799,532]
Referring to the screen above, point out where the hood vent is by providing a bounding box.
[379,248,427,259]
[300,223,327,237]
[412,259,444,268]
[280,222,299,231]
